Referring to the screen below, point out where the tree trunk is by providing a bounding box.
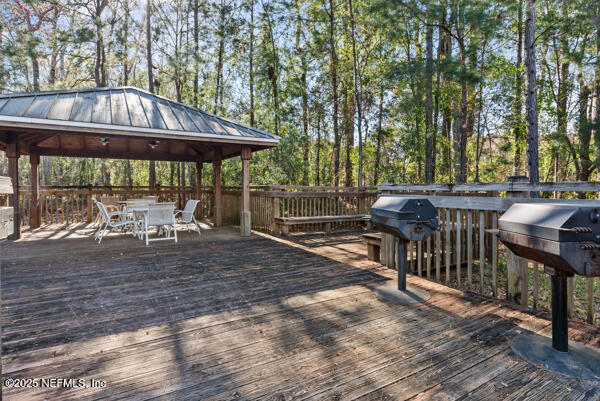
[315,112,322,186]
[457,40,468,183]
[525,0,539,185]
[576,70,592,186]
[126,160,133,186]
[249,0,255,125]
[593,7,600,174]
[146,0,154,93]
[94,0,107,87]
[440,9,452,180]
[48,6,60,86]
[30,55,40,91]
[513,0,524,174]
[343,86,354,187]
[296,3,310,185]
[348,0,363,186]
[262,5,280,140]
[122,0,130,85]
[146,0,156,187]
[373,85,384,185]
[193,0,199,107]
[327,0,340,186]
[0,23,4,91]
[424,14,434,184]
[214,6,225,114]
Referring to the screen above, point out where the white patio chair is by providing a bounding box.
[175,199,202,236]
[92,196,120,227]
[141,195,159,202]
[94,201,133,244]
[142,203,178,246]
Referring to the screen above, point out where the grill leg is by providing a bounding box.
[551,271,569,352]
[396,238,407,291]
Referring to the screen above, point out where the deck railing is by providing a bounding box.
[379,179,600,329]
[18,186,211,226]
[15,180,600,328]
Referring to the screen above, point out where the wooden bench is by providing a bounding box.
[274,215,368,236]
[362,232,382,262]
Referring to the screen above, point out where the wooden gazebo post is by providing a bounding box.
[29,153,40,228]
[213,147,222,227]
[240,146,251,237]
[6,136,20,239]
[195,160,203,218]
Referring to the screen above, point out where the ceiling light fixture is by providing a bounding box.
[149,140,160,149]
[99,137,109,146]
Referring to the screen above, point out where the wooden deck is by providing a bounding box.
[2,225,600,400]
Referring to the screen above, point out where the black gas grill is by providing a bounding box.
[371,196,438,292]
[498,203,600,352]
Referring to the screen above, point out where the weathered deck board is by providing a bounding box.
[2,225,600,400]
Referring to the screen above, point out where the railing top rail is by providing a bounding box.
[378,181,600,193]
[379,194,600,211]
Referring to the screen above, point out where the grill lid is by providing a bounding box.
[370,196,438,241]
[499,203,600,243]
[371,196,435,221]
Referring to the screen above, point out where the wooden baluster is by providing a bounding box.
[479,210,485,294]
[435,228,441,282]
[492,212,498,297]
[408,239,412,273]
[445,209,451,283]
[456,209,462,286]
[417,240,422,276]
[467,210,473,289]
[567,276,574,318]
[587,277,595,324]
[533,262,539,309]
[426,237,431,279]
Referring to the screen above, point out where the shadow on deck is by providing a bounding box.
[2,225,599,400]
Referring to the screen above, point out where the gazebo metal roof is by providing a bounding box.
[0,87,279,162]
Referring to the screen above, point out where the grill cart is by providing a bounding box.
[498,203,600,381]
[370,196,438,303]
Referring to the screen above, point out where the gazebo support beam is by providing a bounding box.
[195,160,203,218]
[7,136,20,239]
[31,146,199,163]
[29,153,40,228]
[213,148,222,227]
[240,146,251,237]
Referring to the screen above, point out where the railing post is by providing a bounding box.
[506,175,529,306]
[240,146,251,237]
[270,194,280,233]
[379,188,396,269]
[29,153,40,228]
[195,160,203,219]
[7,136,20,239]
[213,147,223,227]
[86,188,93,223]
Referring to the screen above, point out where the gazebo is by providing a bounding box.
[0,87,280,239]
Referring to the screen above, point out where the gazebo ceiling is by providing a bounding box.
[0,87,279,162]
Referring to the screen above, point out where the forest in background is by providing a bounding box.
[0,0,599,188]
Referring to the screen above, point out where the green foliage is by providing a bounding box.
[0,0,599,186]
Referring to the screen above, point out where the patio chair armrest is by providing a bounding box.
[108,211,127,218]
